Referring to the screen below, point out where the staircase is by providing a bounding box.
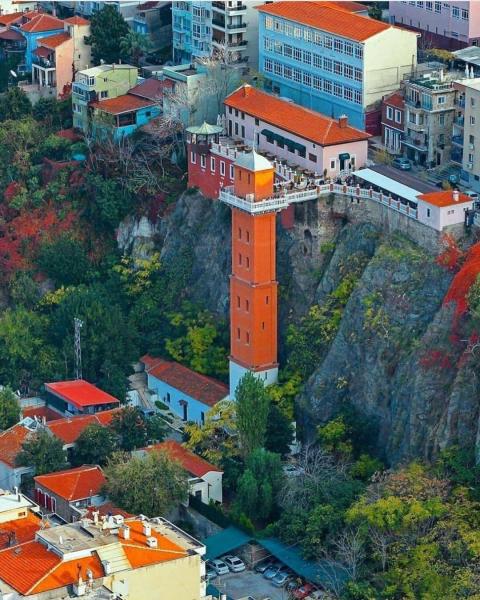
[96,544,130,573]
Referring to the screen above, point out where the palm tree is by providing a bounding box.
[119,31,152,66]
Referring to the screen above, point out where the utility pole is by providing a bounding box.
[74,318,84,380]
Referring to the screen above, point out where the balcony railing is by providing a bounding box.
[403,136,428,152]
[456,97,466,108]
[32,55,55,69]
[228,22,247,30]
[452,134,464,146]
[455,116,465,126]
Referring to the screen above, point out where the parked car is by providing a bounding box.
[255,559,274,573]
[294,583,316,599]
[286,580,299,594]
[206,566,218,582]
[272,570,293,587]
[264,562,283,579]
[392,157,412,171]
[223,555,246,572]
[207,559,229,575]
[465,190,479,201]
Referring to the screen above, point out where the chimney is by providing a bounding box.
[146,536,158,548]
[453,189,460,202]
[338,115,348,129]
[243,85,251,97]
[119,525,130,540]
[102,560,111,575]
[142,522,152,537]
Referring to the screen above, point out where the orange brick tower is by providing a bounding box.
[224,150,279,398]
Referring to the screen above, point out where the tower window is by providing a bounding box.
[200,154,206,168]
[245,299,249,312]
[266,295,269,304]
[246,230,250,243]
[246,256,250,269]
[239,253,242,265]
[210,156,216,172]
[262,321,265,330]
[190,151,196,164]
[237,327,240,339]
[237,295,240,308]
[238,227,242,239]
[247,173,251,184]
[246,331,250,344]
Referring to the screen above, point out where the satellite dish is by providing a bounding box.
[9,70,17,78]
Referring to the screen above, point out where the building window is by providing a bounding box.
[333,83,342,97]
[274,61,282,76]
[344,86,353,102]
[313,54,322,69]
[324,35,333,49]
[462,8,469,19]
[470,134,475,146]
[245,299,249,312]
[246,230,250,243]
[437,95,446,105]
[241,125,245,137]
[334,61,342,76]
[303,50,311,64]
[284,66,292,80]
[439,113,445,125]
[284,23,293,37]
[395,110,402,123]
[100,90,108,99]
[355,45,363,59]
[427,208,431,217]
[229,164,234,179]
[334,38,343,53]
[246,256,250,269]
[472,97,476,107]
[313,31,322,46]
[255,118,259,126]
[324,79,333,95]
[220,161,225,176]
[238,227,242,240]
[293,68,302,83]
[200,154,206,168]
[190,151,196,164]
[238,253,242,265]
[344,64,353,79]
[237,295,240,308]
[166,392,170,403]
[330,159,336,169]
[262,321,265,330]
[237,327,240,339]
[210,157,215,172]
[354,67,362,82]
[313,75,322,90]
[265,15,273,30]
[435,1,441,12]
[264,58,273,73]
[293,47,302,62]
[471,115,476,125]
[387,106,393,120]
[354,90,362,104]
[308,153,317,162]
[426,1,432,9]
[452,5,460,18]
[284,44,292,58]
[246,331,250,344]
[235,122,239,135]
[266,295,269,304]
[344,41,353,56]
[324,57,333,72]
[469,153,474,162]
[294,26,302,38]
[303,72,311,87]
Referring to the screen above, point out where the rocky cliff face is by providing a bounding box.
[122,193,480,465]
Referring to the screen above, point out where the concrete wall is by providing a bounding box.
[0,462,32,491]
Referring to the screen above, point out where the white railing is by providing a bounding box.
[220,183,419,221]
[210,142,239,160]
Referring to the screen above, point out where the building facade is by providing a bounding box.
[132,1,172,51]
[453,77,480,191]
[381,91,405,154]
[90,93,161,139]
[403,73,456,166]
[257,1,418,131]
[11,12,65,69]
[45,380,120,416]
[389,1,480,50]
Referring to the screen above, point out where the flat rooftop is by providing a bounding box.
[0,491,33,514]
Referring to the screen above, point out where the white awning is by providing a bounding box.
[354,168,420,204]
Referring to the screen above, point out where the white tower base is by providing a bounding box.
[229,360,278,400]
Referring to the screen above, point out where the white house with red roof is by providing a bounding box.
[0,488,44,549]
[0,417,45,490]
[141,355,228,425]
[137,440,223,504]
[34,465,106,523]
[416,190,477,231]
[44,380,120,417]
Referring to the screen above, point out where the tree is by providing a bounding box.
[16,430,66,475]
[37,234,91,286]
[236,448,283,522]
[368,2,383,20]
[0,87,32,122]
[235,372,270,458]
[265,403,293,458]
[110,406,151,451]
[104,450,189,516]
[197,44,242,117]
[119,30,151,66]
[85,5,129,65]
[0,386,20,430]
[72,423,117,467]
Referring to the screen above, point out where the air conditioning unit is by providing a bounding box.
[470,144,475,150]
[467,162,473,169]
[146,536,158,548]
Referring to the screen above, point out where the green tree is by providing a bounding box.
[16,430,66,475]
[72,423,117,466]
[85,5,130,65]
[8,272,40,309]
[119,30,151,66]
[236,448,283,522]
[37,234,91,286]
[83,173,134,231]
[0,386,20,430]
[110,406,150,451]
[368,2,383,20]
[0,87,32,122]
[317,416,353,459]
[104,450,189,516]
[235,372,270,458]
[265,403,293,458]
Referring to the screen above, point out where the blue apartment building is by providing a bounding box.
[172,1,212,64]
[257,2,418,132]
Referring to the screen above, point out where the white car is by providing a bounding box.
[223,554,246,572]
[207,559,229,576]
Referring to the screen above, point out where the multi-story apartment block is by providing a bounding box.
[72,64,138,133]
[454,78,480,192]
[132,1,172,51]
[41,1,145,23]
[257,1,418,132]
[389,1,480,50]
[403,73,456,167]
[381,92,405,154]
[172,1,261,68]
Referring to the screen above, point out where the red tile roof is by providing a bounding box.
[85,501,132,519]
[45,380,120,410]
[21,405,62,422]
[0,12,26,25]
[129,78,171,101]
[37,32,70,48]
[417,190,473,208]
[0,541,60,595]
[137,1,162,10]
[141,355,228,407]
[20,13,64,32]
[33,45,51,58]
[35,465,106,501]
[225,85,370,147]
[318,1,368,13]
[0,423,34,467]
[32,553,104,595]
[47,408,119,445]
[0,29,24,41]
[384,92,405,109]
[0,512,44,549]
[257,1,391,42]
[142,440,222,478]
[90,93,155,115]
[64,15,90,26]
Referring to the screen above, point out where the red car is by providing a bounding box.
[293,583,315,599]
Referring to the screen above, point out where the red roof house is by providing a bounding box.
[45,380,120,416]
[0,419,42,490]
[46,408,119,447]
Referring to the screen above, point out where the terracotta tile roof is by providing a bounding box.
[0,512,44,548]
[45,380,120,410]
[0,12,26,25]
[21,405,62,422]
[141,355,229,407]
[35,465,106,502]
[0,423,35,467]
[0,28,24,41]
[137,1,162,10]
[129,78,171,101]
[318,1,368,13]
[225,85,370,146]
[47,408,119,445]
[86,501,132,519]
[257,1,391,42]
[37,32,70,48]
[20,13,64,32]
[384,92,405,109]
[119,519,187,563]
[142,440,222,478]
[417,190,473,208]
[33,45,51,58]
[64,15,90,26]
[90,93,155,115]
[31,553,104,595]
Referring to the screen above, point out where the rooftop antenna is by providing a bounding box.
[74,318,84,380]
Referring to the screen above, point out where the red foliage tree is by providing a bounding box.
[436,233,463,272]
[444,241,480,319]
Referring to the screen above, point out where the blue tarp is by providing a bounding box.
[204,526,252,560]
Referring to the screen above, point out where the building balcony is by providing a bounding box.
[407,120,426,132]
[403,136,428,152]
[227,22,247,32]
[451,149,463,164]
[212,17,226,28]
[452,134,464,146]
[456,97,465,108]
[32,55,55,69]
[227,39,247,49]
[455,116,465,127]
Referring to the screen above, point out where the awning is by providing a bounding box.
[203,526,252,560]
[258,538,349,590]
[0,29,24,41]
[339,152,350,160]
[33,46,51,58]
[354,168,420,204]
[260,129,306,154]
